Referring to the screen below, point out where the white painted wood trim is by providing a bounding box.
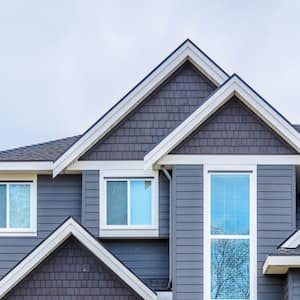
[144,75,300,169]
[263,255,300,274]
[53,41,228,177]
[280,229,300,248]
[157,291,173,300]
[158,155,300,166]
[203,164,257,300]
[0,218,158,299]
[0,162,53,171]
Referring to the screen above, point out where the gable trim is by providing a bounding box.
[279,228,300,249]
[144,75,300,169]
[0,218,157,299]
[53,40,229,177]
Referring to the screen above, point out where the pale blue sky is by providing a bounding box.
[0,0,299,150]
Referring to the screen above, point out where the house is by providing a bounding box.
[0,39,300,299]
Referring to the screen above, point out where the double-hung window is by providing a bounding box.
[0,175,37,236]
[204,166,256,300]
[100,170,159,237]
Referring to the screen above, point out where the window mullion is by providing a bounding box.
[127,180,131,226]
[6,184,9,229]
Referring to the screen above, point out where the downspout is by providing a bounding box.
[161,167,172,289]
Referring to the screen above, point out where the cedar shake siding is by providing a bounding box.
[172,96,296,154]
[80,62,217,160]
[3,237,142,300]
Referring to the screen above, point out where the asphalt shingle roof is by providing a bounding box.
[0,135,81,161]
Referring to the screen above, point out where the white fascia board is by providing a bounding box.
[0,162,53,172]
[0,218,157,300]
[144,75,300,169]
[53,41,229,177]
[263,255,300,274]
[158,155,300,166]
[67,160,145,171]
[280,229,300,249]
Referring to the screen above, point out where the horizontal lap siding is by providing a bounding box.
[257,165,296,300]
[172,165,203,300]
[0,175,82,278]
[103,239,169,290]
[288,269,300,299]
[82,170,99,236]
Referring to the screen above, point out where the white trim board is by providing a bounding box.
[144,75,300,169]
[158,155,300,166]
[280,228,300,249]
[0,218,157,300]
[263,255,300,274]
[0,162,53,172]
[53,40,229,177]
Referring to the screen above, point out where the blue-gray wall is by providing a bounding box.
[285,269,300,300]
[0,174,82,278]
[172,165,203,300]
[172,97,296,154]
[80,62,216,160]
[257,165,296,300]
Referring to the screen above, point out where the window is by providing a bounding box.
[100,170,159,237]
[204,166,256,300]
[0,175,37,236]
[106,179,152,226]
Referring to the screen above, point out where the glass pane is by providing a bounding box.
[211,239,250,299]
[211,174,249,235]
[130,180,152,225]
[9,184,30,228]
[0,185,6,228]
[107,181,127,225]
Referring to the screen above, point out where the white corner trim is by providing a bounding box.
[158,155,300,166]
[157,291,173,300]
[263,255,300,274]
[0,162,53,171]
[0,218,157,299]
[144,75,300,169]
[280,229,300,249]
[53,41,228,177]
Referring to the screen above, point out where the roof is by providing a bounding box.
[0,135,81,161]
[0,217,157,299]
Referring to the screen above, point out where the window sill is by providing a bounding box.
[100,228,159,238]
[0,230,37,237]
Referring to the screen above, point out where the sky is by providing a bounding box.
[0,0,299,150]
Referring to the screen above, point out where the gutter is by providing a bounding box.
[161,167,172,289]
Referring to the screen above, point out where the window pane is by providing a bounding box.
[130,180,152,225]
[211,174,249,235]
[0,185,6,228]
[9,184,30,228]
[211,239,250,299]
[107,181,127,225]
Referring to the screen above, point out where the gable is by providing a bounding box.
[80,61,217,160]
[171,96,296,154]
[3,237,142,300]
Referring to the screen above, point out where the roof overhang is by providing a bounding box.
[0,162,53,172]
[144,74,300,169]
[263,255,300,274]
[52,40,229,177]
[0,218,157,299]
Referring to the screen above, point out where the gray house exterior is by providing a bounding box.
[0,39,300,299]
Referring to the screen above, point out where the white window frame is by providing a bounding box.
[203,165,257,300]
[99,169,159,237]
[0,174,37,237]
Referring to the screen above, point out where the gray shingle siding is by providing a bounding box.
[257,165,296,300]
[172,97,296,154]
[82,170,100,236]
[0,174,82,279]
[3,237,142,300]
[172,165,203,300]
[80,62,217,160]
